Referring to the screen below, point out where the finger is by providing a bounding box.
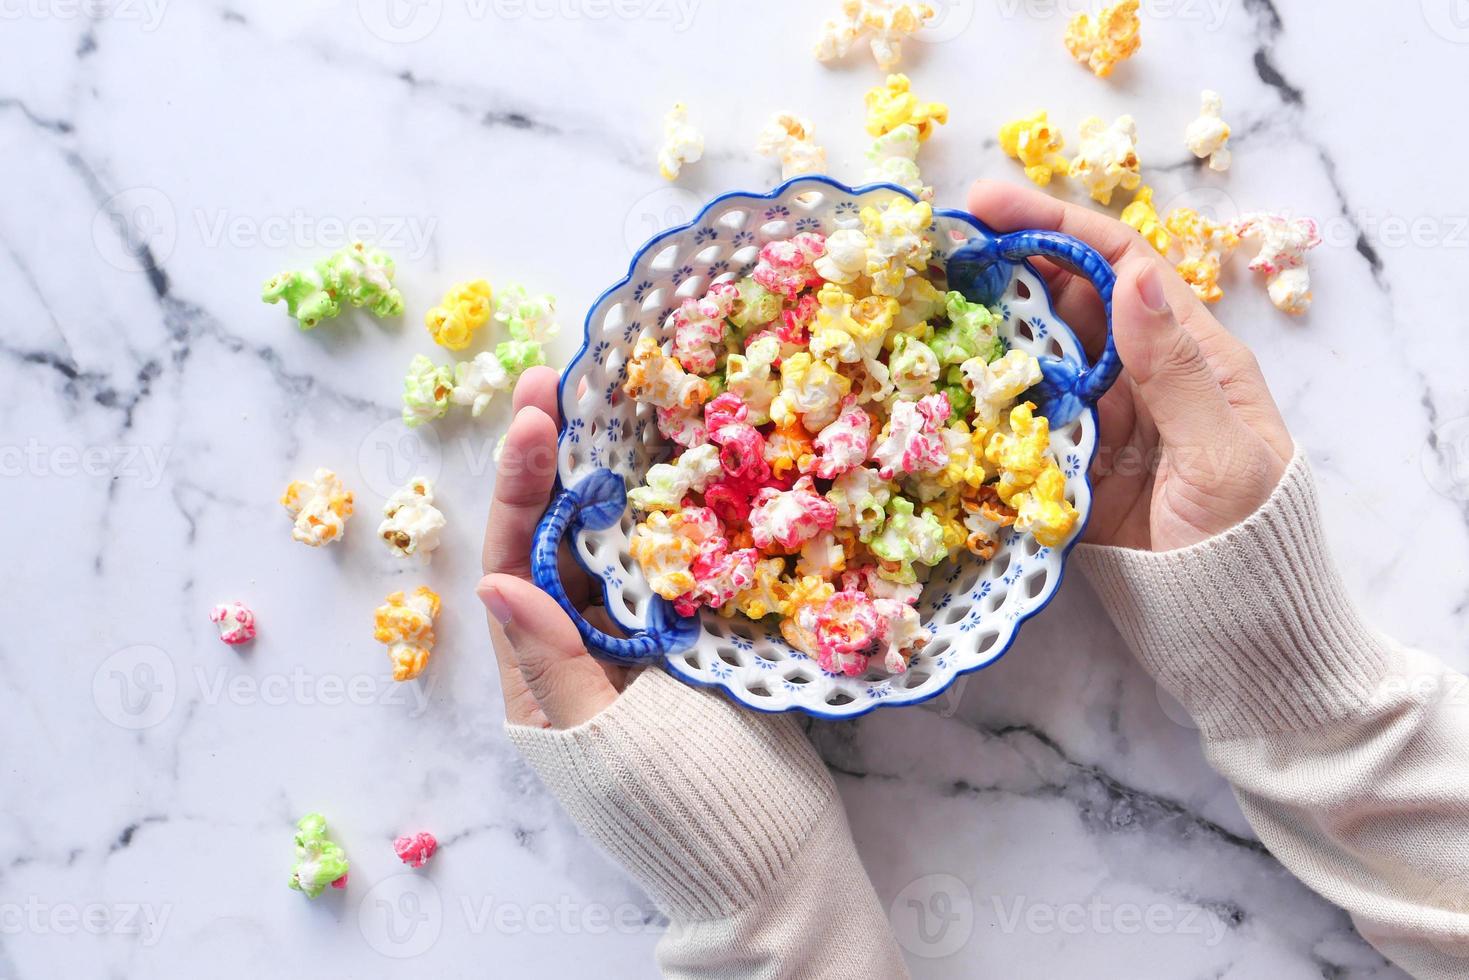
[479,574,618,728]
[512,365,562,424]
[482,406,560,578]
[967,179,1148,266]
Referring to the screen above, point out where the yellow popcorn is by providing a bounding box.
[1121,185,1171,254]
[777,575,837,655]
[1163,207,1240,304]
[281,468,354,547]
[657,102,704,181]
[373,586,441,682]
[998,111,1070,188]
[860,197,934,297]
[814,0,936,72]
[725,336,782,425]
[731,557,791,620]
[623,335,712,410]
[811,284,894,366]
[894,271,946,336]
[755,112,828,181]
[1069,115,1142,206]
[1064,0,1141,79]
[772,351,853,431]
[985,402,1053,506]
[865,74,949,142]
[1184,90,1232,172]
[939,420,995,490]
[424,280,492,351]
[1013,462,1079,548]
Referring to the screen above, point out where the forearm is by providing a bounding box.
[1078,450,1469,977]
[507,668,907,980]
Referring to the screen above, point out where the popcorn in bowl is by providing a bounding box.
[535,178,1118,717]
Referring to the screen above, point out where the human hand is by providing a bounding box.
[967,180,1295,552]
[477,366,627,729]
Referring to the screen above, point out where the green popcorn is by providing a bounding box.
[262,241,404,328]
[494,339,547,378]
[940,365,974,420]
[889,333,941,400]
[928,291,1004,367]
[402,354,454,429]
[869,496,948,584]
[261,270,340,330]
[288,812,349,899]
[494,284,560,342]
[730,277,781,332]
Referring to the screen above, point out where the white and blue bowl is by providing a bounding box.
[532,176,1120,719]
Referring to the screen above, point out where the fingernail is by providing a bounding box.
[1138,266,1170,314]
[481,585,513,626]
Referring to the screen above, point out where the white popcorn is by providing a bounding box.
[814,228,872,285]
[657,102,704,181]
[281,468,354,547]
[1069,115,1142,206]
[627,444,723,513]
[814,0,936,72]
[1234,212,1323,315]
[755,112,827,182]
[379,477,447,561]
[1184,90,1232,172]
[864,124,931,201]
[961,349,1043,426]
[451,352,511,417]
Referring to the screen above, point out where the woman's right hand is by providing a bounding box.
[968,180,1296,552]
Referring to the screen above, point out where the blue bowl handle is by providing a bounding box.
[531,468,701,665]
[946,229,1122,427]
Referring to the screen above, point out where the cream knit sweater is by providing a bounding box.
[508,453,1469,979]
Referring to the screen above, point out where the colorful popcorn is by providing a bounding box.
[1121,185,1171,254]
[424,280,493,351]
[618,196,1078,676]
[262,241,405,329]
[209,601,256,645]
[288,813,349,898]
[865,124,931,200]
[379,477,446,561]
[657,102,704,181]
[864,74,948,143]
[756,112,828,181]
[1184,90,1232,172]
[1064,0,1141,79]
[814,0,936,71]
[1164,207,1240,304]
[402,355,455,428]
[1234,212,1322,315]
[373,586,441,682]
[281,468,354,547]
[394,832,438,869]
[998,111,1070,188]
[1069,115,1142,206]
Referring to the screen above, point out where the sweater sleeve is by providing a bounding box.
[1075,449,1469,978]
[506,667,909,980]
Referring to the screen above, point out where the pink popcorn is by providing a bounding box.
[810,590,883,676]
[706,394,773,488]
[1233,212,1323,315]
[752,233,827,300]
[210,601,256,645]
[749,475,839,551]
[671,282,736,374]
[656,404,707,449]
[812,397,873,479]
[871,597,931,674]
[676,544,759,616]
[869,392,951,479]
[394,832,438,868]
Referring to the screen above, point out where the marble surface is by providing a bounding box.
[4,0,1468,976]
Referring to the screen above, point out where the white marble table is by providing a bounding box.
[5,0,1467,976]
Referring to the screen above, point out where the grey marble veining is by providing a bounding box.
[3,1,1467,976]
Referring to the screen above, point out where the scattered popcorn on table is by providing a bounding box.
[402,355,455,428]
[1069,115,1142,206]
[209,601,256,645]
[814,0,936,72]
[1163,207,1240,304]
[394,832,437,869]
[451,351,511,416]
[425,280,493,351]
[998,111,1070,188]
[657,102,703,181]
[1184,90,1232,172]
[1234,212,1322,315]
[865,74,948,143]
[865,125,931,200]
[288,813,349,898]
[756,112,828,181]
[379,477,446,561]
[281,468,354,547]
[262,241,404,329]
[1064,0,1141,78]
[373,586,441,681]
[617,195,1077,676]
[1121,185,1171,254]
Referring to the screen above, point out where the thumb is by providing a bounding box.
[478,573,617,728]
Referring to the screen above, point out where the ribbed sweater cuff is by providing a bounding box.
[507,667,838,921]
[1074,449,1392,740]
